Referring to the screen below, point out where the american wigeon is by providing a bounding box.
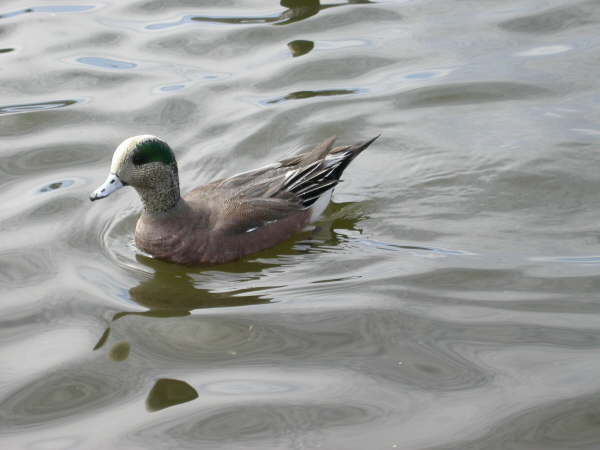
[90,134,378,265]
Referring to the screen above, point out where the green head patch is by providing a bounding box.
[132,138,175,166]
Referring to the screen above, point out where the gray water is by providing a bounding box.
[2,0,600,448]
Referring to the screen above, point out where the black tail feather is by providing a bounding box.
[279,134,380,209]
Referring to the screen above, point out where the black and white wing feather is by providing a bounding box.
[281,151,355,207]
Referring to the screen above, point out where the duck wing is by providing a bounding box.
[275,134,379,207]
[190,135,379,235]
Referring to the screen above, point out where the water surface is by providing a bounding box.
[2,0,600,448]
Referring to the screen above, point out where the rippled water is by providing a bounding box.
[2,0,600,448]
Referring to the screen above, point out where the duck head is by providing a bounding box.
[90,135,181,214]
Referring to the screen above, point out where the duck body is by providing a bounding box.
[91,135,378,265]
[134,191,310,265]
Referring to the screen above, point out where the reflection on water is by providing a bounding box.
[0,99,80,116]
[93,328,111,351]
[126,255,272,316]
[39,179,75,193]
[277,0,375,25]
[287,40,314,58]
[146,378,199,412]
[109,341,130,362]
[77,57,137,70]
[266,88,365,104]
[92,255,273,350]
[147,0,374,30]
[0,5,96,20]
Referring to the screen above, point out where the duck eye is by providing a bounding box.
[132,151,148,166]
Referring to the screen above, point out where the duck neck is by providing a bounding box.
[137,170,181,215]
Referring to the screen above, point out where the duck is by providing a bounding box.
[90,134,378,265]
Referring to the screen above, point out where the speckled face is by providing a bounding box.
[90,135,180,208]
[110,135,177,187]
[111,135,175,173]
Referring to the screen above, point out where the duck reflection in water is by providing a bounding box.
[93,257,272,352]
[94,201,365,349]
[93,253,270,353]
[124,255,273,318]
